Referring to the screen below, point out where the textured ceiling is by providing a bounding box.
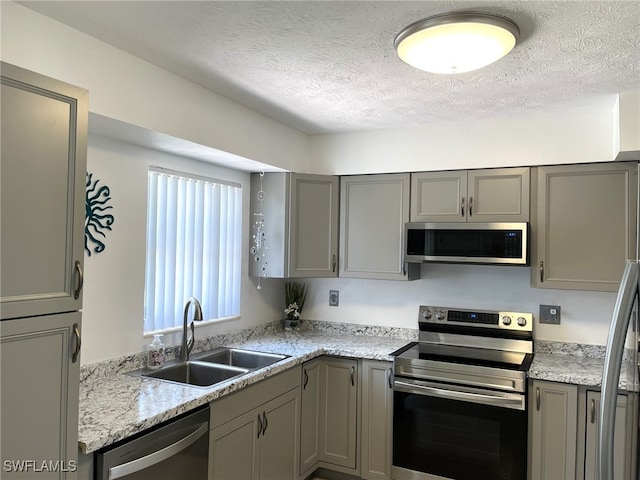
[21,1,640,134]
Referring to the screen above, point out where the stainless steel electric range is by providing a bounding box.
[392,305,534,480]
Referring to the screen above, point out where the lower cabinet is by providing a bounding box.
[209,367,300,480]
[300,357,393,480]
[529,380,637,480]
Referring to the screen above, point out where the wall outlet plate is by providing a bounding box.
[329,290,339,307]
[540,305,561,324]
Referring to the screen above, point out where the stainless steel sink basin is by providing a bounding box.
[142,361,248,387]
[194,347,288,369]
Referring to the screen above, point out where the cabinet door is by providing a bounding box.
[533,163,637,291]
[300,359,321,476]
[258,389,300,480]
[0,62,88,320]
[529,380,578,480]
[319,358,358,469]
[340,174,418,280]
[467,167,530,222]
[361,361,393,480]
[288,174,339,277]
[583,391,631,480]
[1,313,81,480]
[410,171,467,222]
[209,410,259,480]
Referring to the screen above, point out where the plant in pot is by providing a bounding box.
[283,281,307,330]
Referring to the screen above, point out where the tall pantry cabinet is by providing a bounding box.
[1,62,87,479]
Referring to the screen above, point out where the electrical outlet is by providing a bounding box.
[329,290,339,307]
[540,305,561,325]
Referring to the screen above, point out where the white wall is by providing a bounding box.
[308,99,619,175]
[82,135,283,365]
[0,1,310,173]
[303,264,617,346]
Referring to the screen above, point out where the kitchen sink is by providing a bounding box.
[193,347,288,369]
[131,347,289,388]
[142,361,248,387]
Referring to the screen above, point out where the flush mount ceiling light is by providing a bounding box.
[395,12,520,74]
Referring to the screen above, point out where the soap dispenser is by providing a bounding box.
[146,334,165,369]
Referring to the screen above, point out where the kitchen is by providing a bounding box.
[1,1,639,480]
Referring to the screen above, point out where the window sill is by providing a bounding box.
[143,315,240,338]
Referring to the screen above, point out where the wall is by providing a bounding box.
[0,1,310,173]
[303,264,617,346]
[82,134,282,365]
[308,98,619,175]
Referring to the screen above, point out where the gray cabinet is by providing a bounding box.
[250,173,339,278]
[360,360,393,480]
[410,167,530,223]
[340,174,419,280]
[300,359,321,477]
[532,162,637,291]
[209,368,300,480]
[318,358,359,471]
[1,313,81,480]
[529,380,578,480]
[579,390,637,480]
[1,62,87,320]
[0,62,86,480]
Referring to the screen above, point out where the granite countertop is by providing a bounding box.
[78,324,413,454]
[529,341,638,391]
[79,322,638,455]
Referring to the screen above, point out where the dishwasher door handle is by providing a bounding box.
[108,422,208,479]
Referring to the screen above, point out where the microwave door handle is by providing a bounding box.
[108,422,208,479]
[394,380,524,410]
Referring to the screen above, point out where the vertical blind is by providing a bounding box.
[144,169,242,333]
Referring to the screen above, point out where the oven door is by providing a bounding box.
[393,378,527,480]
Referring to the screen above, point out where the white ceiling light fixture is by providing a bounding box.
[395,12,520,74]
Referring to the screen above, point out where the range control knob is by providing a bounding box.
[502,315,512,326]
[435,311,446,321]
[422,310,432,320]
[517,317,527,327]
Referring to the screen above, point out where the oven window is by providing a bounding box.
[393,390,527,480]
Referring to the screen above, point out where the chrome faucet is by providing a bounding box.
[179,297,204,361]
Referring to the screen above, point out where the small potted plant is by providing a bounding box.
[283,281,307,330]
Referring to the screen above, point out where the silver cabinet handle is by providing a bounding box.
[74,260,83,299]
[351,365,355,387]
[591,398,596,424]
[460,197,465,217]
[109,423,208,479]
[536,386,541,411]
[469,196,473,217]
[72,323,81,363]
[262,411,268,435]
[303,369,309,390]
[539,261,544,283]
[332,254,337,273]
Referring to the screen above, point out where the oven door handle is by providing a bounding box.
[394,379,525,410]
[108,422,208,479]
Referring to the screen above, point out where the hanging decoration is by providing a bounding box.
[251,172,268,289]
[85,171,115,256]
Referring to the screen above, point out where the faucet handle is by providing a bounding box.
[187,321,196,356]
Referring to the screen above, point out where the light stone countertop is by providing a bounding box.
[79,322,638,455]
[78,323,414,454]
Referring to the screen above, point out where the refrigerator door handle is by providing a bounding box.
[599,261,639,480]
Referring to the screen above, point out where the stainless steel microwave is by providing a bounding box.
[405,222,529,266]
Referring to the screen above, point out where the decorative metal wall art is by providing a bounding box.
[85,172,115,256]
[251,172,268,289]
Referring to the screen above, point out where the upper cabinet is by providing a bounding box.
[1,62,88,320]
[410,167,530,223]
[340,174,419,280]
[250,172,339,278]
[531,162,637,291]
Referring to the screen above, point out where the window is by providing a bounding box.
[144,168,242,333]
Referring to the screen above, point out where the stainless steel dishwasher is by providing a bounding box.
[96,406,209,480]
